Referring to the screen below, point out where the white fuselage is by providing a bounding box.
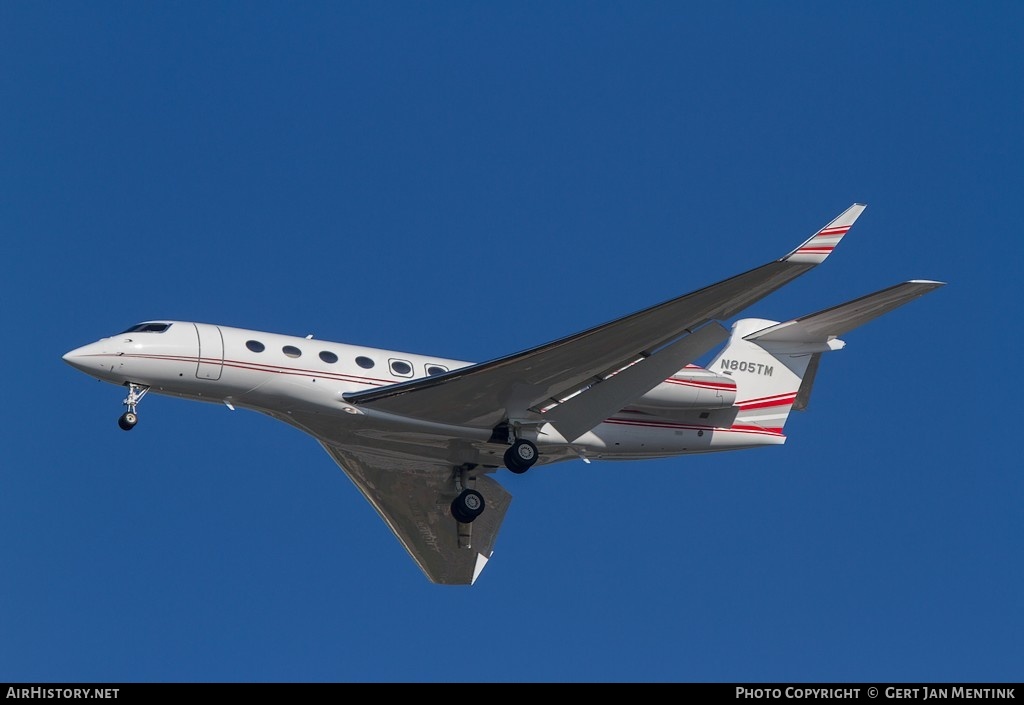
[63,321,785,470]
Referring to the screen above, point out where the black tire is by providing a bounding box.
[118,412,138,431]
[504,439,538,474]
[451,489,485,523]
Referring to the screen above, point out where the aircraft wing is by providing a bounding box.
[345,204,866,440]
[320,442,512,585]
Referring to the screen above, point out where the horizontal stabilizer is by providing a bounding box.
[746,280,945,344]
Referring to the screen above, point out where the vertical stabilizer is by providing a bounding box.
[706,318,818,433]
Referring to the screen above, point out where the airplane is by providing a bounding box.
[62,203,943,585]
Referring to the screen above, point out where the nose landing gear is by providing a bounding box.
[118,382,149,431]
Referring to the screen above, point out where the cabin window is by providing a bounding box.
[389,359,413,377]
[120,322,172,334]
[355,356,375,369]
[425,364,448,376]
[319,351,339,364]
[282,345,302,358]
[246,340,265,353]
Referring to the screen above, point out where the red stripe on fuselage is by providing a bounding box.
[84,352,394,388]
[603,417,785,437]
[664,378,737,391]
[736,396,796,411]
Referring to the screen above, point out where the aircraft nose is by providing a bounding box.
[63,344,93,372]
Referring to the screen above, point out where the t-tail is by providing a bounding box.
[706,280,945,434]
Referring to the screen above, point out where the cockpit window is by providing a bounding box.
[120,322,172,334]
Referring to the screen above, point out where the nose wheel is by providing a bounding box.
[118,383,149,431]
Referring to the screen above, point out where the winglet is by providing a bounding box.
[783,203,866,264]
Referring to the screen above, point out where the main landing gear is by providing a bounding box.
[450,465,486,525]
[488,422,541,475]
[451,488,485,524]
[118,382,149,431]
[448,436,541,528]
[503,438,538,474]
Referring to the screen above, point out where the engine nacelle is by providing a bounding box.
[630,367,737,411]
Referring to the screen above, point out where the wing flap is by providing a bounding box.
[541,321,729,442]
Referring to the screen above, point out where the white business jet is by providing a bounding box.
[63,204,943,585]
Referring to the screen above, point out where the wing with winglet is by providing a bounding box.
[344,204,867,438]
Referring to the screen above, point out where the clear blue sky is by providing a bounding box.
[2,2,1021,683]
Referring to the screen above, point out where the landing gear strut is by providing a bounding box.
[118,382,149,431]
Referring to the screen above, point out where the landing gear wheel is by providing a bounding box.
[451,489,485,524]
[118,383,149,432]
[504,439,538,474]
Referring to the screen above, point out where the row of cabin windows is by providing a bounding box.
[244,340,448,378]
